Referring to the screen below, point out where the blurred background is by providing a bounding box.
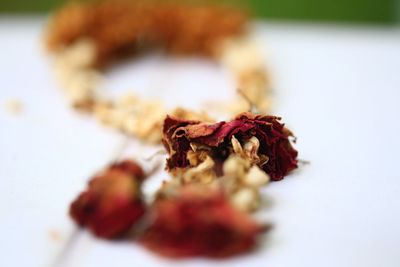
[0,0,398,24]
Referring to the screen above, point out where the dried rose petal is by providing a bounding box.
[163,112,298,181]
[140,185,267,258]
[70,160,146,239]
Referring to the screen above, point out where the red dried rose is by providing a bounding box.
[163,112,298,181]
[140,185,267,258]
[70,160,146,239]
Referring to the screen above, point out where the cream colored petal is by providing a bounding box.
[231,135,244,155]
[223,154,250,179]
[231,187,260,212]
[243,165,270,187]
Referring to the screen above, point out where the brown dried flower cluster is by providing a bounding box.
[46,0,247,66]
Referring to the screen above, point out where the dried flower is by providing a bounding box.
[46,1,247,66]
[140,185,267,258]
[163,112,298,181]
[70,160,146,239]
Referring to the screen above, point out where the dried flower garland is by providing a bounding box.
[46,0,300,260]
[45,0,271,143]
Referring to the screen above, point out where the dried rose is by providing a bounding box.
[139,185,267,258]
[163,112,298,181]
[70,160,146,239]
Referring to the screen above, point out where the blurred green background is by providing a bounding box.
[0,0,398,24]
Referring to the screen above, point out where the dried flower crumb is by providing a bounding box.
[48,229,62,242]
[4,99,23,115]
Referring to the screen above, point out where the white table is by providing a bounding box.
[1,17,400,267]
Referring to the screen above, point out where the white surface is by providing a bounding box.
[1,17,400,267]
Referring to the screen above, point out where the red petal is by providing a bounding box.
[140,186,267,258]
